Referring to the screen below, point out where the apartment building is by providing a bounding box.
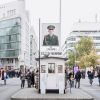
[65,22,100,56]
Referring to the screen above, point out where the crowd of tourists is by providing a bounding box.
[65,68,100,89]
[1,66,100,90]
[87,69,100,86]
[0,68,39,89]
[20,69,39,89]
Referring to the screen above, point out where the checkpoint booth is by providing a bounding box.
[38,56,66,94]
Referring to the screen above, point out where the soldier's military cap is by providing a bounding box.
[47,25,55,30]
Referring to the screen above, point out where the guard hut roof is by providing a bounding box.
[35,57,68,61]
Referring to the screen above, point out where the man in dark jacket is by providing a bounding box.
[26,70,32,88]
[97,70,100,86]
[20,73,25,88]
[31,71,35,87]
[75,70,81,88]
[88,71,94,85]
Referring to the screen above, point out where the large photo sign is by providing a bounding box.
[42,23,61,47]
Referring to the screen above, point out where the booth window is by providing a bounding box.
[48,63,55,73]
[41,65,46,73]
[58,65,63,73]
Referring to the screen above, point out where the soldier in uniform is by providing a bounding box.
[43,25,59,46]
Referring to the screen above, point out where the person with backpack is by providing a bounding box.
[31,71,35,87]
[26,70,32,88]
[4,70,7,85]
[88,71,94,85]
[75,70,81,88]
[97,70,100,86]
[20,72,26,88]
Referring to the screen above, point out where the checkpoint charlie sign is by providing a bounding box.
[38,23,66,94]
[41,51,62,56]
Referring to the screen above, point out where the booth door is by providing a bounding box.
[46,63,58,89]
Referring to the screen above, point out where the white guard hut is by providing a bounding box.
[37,56,66,94]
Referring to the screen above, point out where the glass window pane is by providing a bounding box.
[0,18,21,58]
[58,65,63,73]
[48,63,55,73]
[41,65,46,73]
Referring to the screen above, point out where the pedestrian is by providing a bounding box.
[68,71,73,82]
[75,70,81,88]
[87,70,90,78]
[97,70,100,86]
[31,71,35,87]
[88,71,94,85]
[20,72,25,88]
[81,70,85,79]
[65,69,69,87]
[26,70,32,88]
[68,71,74,88]
[35,69,39,89]
[4,70,7,85]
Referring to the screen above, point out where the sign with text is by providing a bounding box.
[40,51,62,57]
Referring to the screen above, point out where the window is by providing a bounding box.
[93,36,100,40]
[7,43,11,49]
[58,65,63,73]
[0,44,4,50]
[94,43,100,46]
[67,43,75,48]
[48,63,55,73]
[0,18,21,58]
[67,37,76,41]
[41,65,46,73]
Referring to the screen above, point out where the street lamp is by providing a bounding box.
[67,49,76,77]
[67,49,76,64]
[24,51,26,73]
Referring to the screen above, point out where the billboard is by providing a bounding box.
[42,23,61,47]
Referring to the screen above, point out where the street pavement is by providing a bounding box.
[81,77,100,100]
[11,87,93,100]
[1,77,100,100]
[11,78,93,100]
[0,78,21,100]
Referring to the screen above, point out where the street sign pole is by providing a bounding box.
[39,18,41,93]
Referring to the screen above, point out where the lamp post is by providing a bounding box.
[18,55,21,72]
[67,49,76,77]
[67,49,76,64]
[24,52,26,73]
[38,18,41,93]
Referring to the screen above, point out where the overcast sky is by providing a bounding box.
[0,0,100,45]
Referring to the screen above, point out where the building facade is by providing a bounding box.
[65,22,100,56]
[0,0,30,71]
[30,27,38,70]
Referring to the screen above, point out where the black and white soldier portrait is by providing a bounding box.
[42,23,60,46]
